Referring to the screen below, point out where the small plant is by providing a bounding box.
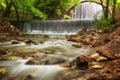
[94,14,116,32]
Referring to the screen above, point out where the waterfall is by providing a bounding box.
[74,2,103,20]
[19,20,94,34]
[11,2,102,34]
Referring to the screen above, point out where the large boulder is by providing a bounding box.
[93,34,111,47]
[99,40,120,59]
[25,40,39,45]
[110,26,120,41]
[69,54,91,69]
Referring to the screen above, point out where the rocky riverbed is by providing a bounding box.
[0,19,120,80]
[65,27,120,80]
[0,28,120,80]
[0,33,94,80]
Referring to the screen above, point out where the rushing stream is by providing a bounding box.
[0,59,66,80]
[0,34,92,80]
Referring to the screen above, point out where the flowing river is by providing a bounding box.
[0,34,93,80]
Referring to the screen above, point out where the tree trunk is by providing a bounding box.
[111,0,116,23]
[3,1,12,18]
[11,0,19,21]
[105,0,109,19]
[100,0,106,17]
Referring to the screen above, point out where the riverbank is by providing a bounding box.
[66,27,120,79]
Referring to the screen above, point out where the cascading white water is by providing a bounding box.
[74,2,103,20]
[22,20,94,34]
[11,1,102,34]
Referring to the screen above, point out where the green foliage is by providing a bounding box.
[63,14,71,19]
[14,0,47,20]
[93,0,120,32]
[0,0,6,8]
[33,0,79,19]
[0,0,79,20]
[116,0,120,8]
[94,16,116,32]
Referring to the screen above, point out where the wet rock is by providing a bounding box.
[67,35,75,41]
[83,59,120,79]
[0,56,9,60]
[59,62,70,67]
[26,40,39,45]
[72,43,82,48]
[82,37,94,45]
[0,67,7,79]
[39,49,54,54]
[24,75,34,80]
[87,59,120,80]
[23,53,40,59]
[60,69,85,80]
[0,55,19,61]
[83,73,102,80]
[0,49,8,55]
[67,29,99,46]
[0,33,9,38]
[38,47,58,54]
[44,57,66,65]
[99,40,120,59]
[91,64,103,69]
[0,67,7,75]
[10,39,21,44]
[65,34,71,39]
[75,54,91,66]
[1,75,16,80]
[74,36,82,42]
[87,30,97,36]
[91,53,99,58]
[96,56,107,62]
[9,56,19,60]
[91,53,107,62]
[0,34,8,41]
[70,54,91,69]
[96,56,107,61]
[89,61,103,69]
[42,34,49,38]
[94,34,110,47]
[15,37,27,41]
[76,28,88,36]
[110,27,120,41]
[26,59,40,65]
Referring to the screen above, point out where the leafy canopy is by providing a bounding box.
[0,0,79,20]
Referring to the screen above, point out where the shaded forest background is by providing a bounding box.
[0,0,120,21]
[0,0,120,32]
[0,0,80,21]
